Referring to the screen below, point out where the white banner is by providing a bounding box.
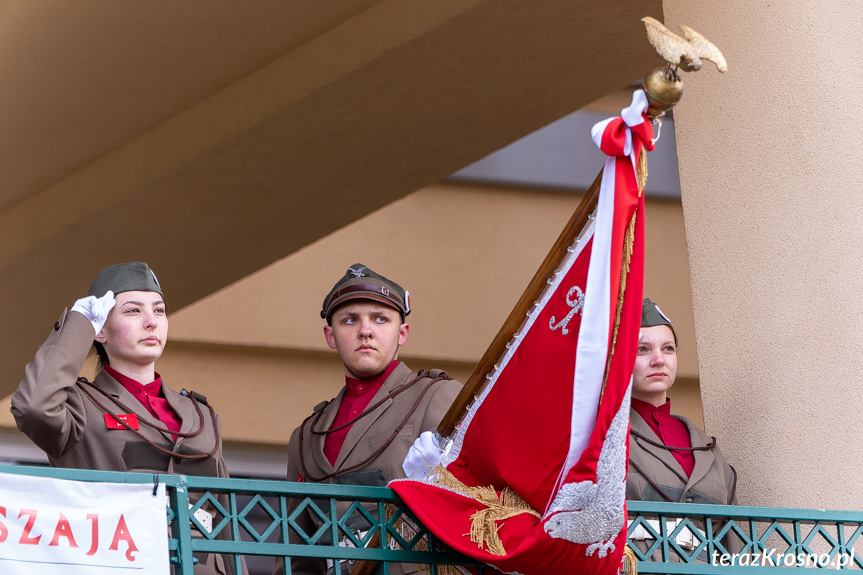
[0,472,169,574]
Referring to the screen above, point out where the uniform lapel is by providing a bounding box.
[162,383,195,442]
[334,363,409,470]
[680,416,716,494]
[94,371,171,443]
[630,409,689,485]
[312,391,345,474]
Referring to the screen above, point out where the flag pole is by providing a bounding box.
[435,58,692,442]
[351,172,605,575]
[435,169,603,441]
[357,77,678,575]
[349,16,725,570]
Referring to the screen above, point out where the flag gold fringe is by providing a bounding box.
[428,465,540,556]
[417,566,464,575]
[601,148,645,392]
[601,208,638,390]
[637,150,648,196]
[621,544,638,574]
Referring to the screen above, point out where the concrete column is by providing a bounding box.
[663,1,863,509]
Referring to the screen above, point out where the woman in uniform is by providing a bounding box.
[11,262,239,575]
[627,298,738,560]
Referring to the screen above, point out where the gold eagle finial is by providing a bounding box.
[641,16,727,80]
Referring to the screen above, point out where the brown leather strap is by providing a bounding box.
[727,464,737,505]
[630,439,738,505]
[628,456,676,502]
[327,283,406,317]
[299,372,450,482]
[631,428,717,452]
[76,378,221,461]
[308,371,442,436]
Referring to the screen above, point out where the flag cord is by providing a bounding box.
[601,149,646,394]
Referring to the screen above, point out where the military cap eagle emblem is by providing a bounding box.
[642,16,727,80]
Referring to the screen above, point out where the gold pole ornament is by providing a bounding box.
[640,16,727,119]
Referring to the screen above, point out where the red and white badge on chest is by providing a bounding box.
[104,413,139,430]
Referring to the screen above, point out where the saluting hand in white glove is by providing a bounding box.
[71,290,116,334]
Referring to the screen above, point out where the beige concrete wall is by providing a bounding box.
[0,0,665,400]
[164,183,702,443]
[156,345,475,446]
[0,183,701,450]
[664,1,863,509]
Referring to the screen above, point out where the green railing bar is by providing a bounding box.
[0,463,173,484]
[169,475,195,573]
[628,500,863,523]
[188,540,468,563]
[4,465,858,523]
[2,464,862,573]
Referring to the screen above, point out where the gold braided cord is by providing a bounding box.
[427,466,540,556]
[622,544,639,574]
[417,565,463,575]
[601,209,638,391]
[600,148,646,393]
[637,150,648,196]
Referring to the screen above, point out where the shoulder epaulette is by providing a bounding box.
[181,389,209,405]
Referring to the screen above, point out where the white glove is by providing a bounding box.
[71,290,116,334]
[402,431,450,480]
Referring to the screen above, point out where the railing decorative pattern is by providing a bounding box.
[1,465,861,573]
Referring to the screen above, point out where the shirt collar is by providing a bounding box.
[631,397,673,423]
[104,364,163,396]
[344,361,399,397]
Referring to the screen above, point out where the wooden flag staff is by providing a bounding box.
[350,175,603,575]
[435,170,603,441]
[355,77,672,575]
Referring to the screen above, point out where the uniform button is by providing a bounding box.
[685,498,693,503]
[54,321,61,331]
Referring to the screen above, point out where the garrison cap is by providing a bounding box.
[321,263,410,322]
[641,298,675,339]
[87,262,162,298]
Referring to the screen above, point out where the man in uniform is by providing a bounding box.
[276,264,462,575]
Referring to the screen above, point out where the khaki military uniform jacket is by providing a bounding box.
[627,410,736,505]
[278,362,461,575]
[627,409,738,565]
[11,310,237,575]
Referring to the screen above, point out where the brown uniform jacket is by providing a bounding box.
[627,409,739,564]
[277,362,461,575]
[627,409,736,505]
[11,309,236,574]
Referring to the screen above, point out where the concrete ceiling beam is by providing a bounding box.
[0,0,662,395]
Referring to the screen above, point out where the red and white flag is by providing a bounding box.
[392,90,655,575]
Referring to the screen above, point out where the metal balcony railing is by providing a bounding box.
[1,464,861,573]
